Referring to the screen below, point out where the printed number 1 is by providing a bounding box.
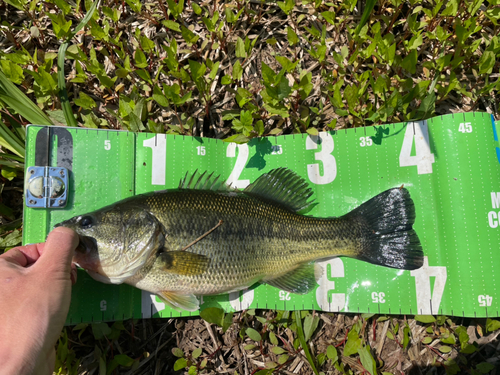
[399,121,435,174]
[143,135,166,185]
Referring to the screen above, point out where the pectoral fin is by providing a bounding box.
[157,291,200,312]
[265,263,322,294]
[157,251,209,276]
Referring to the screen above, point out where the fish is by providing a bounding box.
[56,168,424,311]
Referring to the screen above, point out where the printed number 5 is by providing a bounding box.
[306,133,337,185]
[104,140,111,150]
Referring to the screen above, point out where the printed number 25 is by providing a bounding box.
[306,133,337,185]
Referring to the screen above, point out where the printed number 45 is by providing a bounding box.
[399,121,435,175]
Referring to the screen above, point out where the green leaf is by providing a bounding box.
[460,344,477,354]
[402,49,418,74]
[92,323,111,340]
[254,120,264,136]
[269,331,279,346]
[278,354,289,365]
[343,330,362,356]
[200,307,224,327]
[74,92,96,110]
[355,0,376,36]
[261,62,276,85]
[162,20,181,32]
[295,311,319,375]
[134,49,148,68]
[114,354,134,367]
[275,56,298,73]
[358,345,377,375]
[244,344,256,351]
[221,75,233,85]
[303,314,319,342]
[271,346,286,355]
[476,362,495,374]
[287,27,299,45]
[0,60,24,85]
[479,51,495,74]
[172,347,184,357]
[421,337,432,344]
[246,328,262,342]
[326,345,338,362]
[403,325,410,350]
[232,60,243,80]
[438,345,452,353]
[486,318,500,332]
[414,315,436,323]
[181,26,199,46]
[222,311,233,333]
[188,366,197,375]
[277,0,294,15]
[236,37,246,58]
[192,348,202,359]
[174,358,187,371]
[0,229,22,249]
[321,11,336,25]
[441,333,456,345]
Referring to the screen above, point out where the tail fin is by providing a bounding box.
[345,188,424,270]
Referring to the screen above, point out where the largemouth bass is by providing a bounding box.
[56,168,423,311]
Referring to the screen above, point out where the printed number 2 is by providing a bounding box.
[306,133,337,185]
[399,121,435,174]
[226,143,250,189]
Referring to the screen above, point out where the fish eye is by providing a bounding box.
[79,216,93,228]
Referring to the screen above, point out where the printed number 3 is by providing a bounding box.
[306,133,337,185]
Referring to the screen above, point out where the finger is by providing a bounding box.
[70,264,78,285]
[36,227,79,273]
[0,248,30,267]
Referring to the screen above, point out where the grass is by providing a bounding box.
[1,0,500,373]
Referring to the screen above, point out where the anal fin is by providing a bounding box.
[265,263,322,295]
[157,291,200,312]
[157,251,209,276]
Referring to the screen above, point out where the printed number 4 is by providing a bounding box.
[399,121,435,174]
[459,122,472,133]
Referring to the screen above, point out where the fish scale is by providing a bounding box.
[59,168,423,311]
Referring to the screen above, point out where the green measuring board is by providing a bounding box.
[23,112,500,323]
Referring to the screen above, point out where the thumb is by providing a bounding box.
[36,227,79,274]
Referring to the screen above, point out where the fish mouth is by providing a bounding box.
[76,235,97,254]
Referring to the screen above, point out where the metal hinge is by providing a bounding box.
[26,166,68,208]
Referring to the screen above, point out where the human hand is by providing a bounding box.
[0,227,79,375]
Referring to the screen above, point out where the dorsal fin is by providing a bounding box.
[178,170,236,192]
[244,168,315,212]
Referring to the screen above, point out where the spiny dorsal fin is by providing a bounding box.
[244,168,315,212]
[178,170,236,192]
